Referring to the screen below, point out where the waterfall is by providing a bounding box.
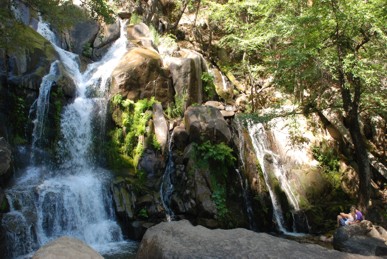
[160,133,175,221]
[3,19,138,258]
[247,121,302,234]
[235,169,257,231]
[30,60,60,150]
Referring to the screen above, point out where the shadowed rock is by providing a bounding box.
[333,220,387,256]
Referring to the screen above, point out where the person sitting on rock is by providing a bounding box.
[352,207,364,224]
[337,206,355,227]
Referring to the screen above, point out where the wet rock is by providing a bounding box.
[211,68,234,102]
[32,236,103,259]
[171,125,189,151]
[111,179,136,220]
[67,20,99,55]
[136,220,374,259]
[93,20,120,60]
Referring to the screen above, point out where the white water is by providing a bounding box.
[3,19,136,258]
[30,60,60,150]
[247,121,301,234]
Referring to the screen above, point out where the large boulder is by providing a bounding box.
[93,20,121,60]
[65,20,99,56]
[333,220,387,256]
[164,49,207,107]
[136,220,376,259]
[110,47,173,105]
[32,236,103,259]
[127,23,157,51]
[184,106,231,144]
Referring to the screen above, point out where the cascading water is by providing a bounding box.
[247,121,302,234]
[160,133,175,221]
[2,18,138,258]
[235,169,257,231]
[30,60,60,150]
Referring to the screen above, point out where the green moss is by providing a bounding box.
[107,95,158,174]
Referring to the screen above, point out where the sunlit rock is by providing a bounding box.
[164,49,207,107]
[110,47,173,105]
[152,103,168,154]
[32,236,103,259]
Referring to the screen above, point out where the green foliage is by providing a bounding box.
[312,142,340,174]
[193,141,236,180]
[166,92,187,119]
[150,25,160,46]
[82,43,93,58]
[159,34,178,49]
[211,182,229,221]
[130,13,142,25]
[312,141,342,192]
[201,72,217,100]
[150,134,161,151]
[138,208,148,219]
[107,95,158,173]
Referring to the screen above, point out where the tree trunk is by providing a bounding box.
[346,109,371,211]
[332,0,371,210]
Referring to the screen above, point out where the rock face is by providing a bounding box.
[136,220,376,259]
[333,220,387,256]
[184,106,231,144]
[110,47,173,105]
[165,49,207,107]
[32,236,103,259]
[152,103,169,153]
[93,20,121,60]
[0,138,12,177]
[66,20,99,55]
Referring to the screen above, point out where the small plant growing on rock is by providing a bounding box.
[201,72,216,100]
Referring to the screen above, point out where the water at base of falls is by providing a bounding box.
[3,165,139,258]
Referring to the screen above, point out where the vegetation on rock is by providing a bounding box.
[107,95,159,174]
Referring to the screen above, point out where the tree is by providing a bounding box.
[207,0,387,210]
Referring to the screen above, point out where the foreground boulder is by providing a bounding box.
[333,220,387,256]
[32,237,103,259]
[136,220,377,259]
